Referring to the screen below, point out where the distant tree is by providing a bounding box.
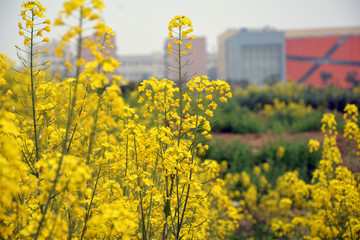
[345,70,360,87]
[141,73,150,81]
[238,78,249,88]
[320,71,333,84]
[264,73,280,86]
[207,67,217,80]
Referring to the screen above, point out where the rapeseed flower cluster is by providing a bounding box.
[219,107,359,239]
[168,15,194,56]
[3,1,359,239]
[263,98,312,119]
[17,1,50,51]
[344,103,360,157]
[270,110,360,239]
[0,53,8,87]
[54,0,103,69]
[234,81,308,101]
[135,15,234,237]
[0,2,239,239]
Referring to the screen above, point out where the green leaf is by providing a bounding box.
[164,200,170,216]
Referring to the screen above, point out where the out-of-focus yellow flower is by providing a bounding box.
[208,101,217,109]
[225,92,232,98]
[220,161,228,173]
[205,110,214,117]
[89,13,100,20]
[167,43,172,55]
[37,30,43,37]
[253,166,261,177]
[94,21,107,36]
[308,139,320,153]
[279,198,292,211]
[43,25,50,32]
[24,37,30,46]
[262,162,270,173]
[219,96,227,103]
[22,1,36,10]
[92,0,105,10]
[54,17,64,26]
[55,72,61,79]
[76,58,86,66]
[241,171,251,188]
[276,146,285,159]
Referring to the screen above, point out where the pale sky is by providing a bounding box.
[1,0,360,62]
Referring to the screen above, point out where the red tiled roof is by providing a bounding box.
[286,36,341,58]
[286,60,315,82]
[330,36,360,62]
[304,64,360,88]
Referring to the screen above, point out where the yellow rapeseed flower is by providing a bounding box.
[219,96,227,103]
[308,139,320,153]
[167,43,172,55]
[43,25,50,32]
[76,57,86,66]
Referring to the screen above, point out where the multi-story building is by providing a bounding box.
[218,26,360,88]
[218,29,239,81]
[81,34,119,72]
[285,26,360,88]
[220,28,286,86]
[117,52,165,82]
[34,39,76,78]
[36,34,119,80]
[206,52,218,80]
[164,36,207,82]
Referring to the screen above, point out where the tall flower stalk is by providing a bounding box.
[54,0,104,154]
[0,3,242,239]
[34,1,106,237]
[167,16,194,145]
[136,15,234,239]
[15,0,51,168]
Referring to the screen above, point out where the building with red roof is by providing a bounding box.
[285,27,360,88]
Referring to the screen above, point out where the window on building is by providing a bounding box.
[242,44,282,85]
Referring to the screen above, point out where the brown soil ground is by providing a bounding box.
[213,131,360,173]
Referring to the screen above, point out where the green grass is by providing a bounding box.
[204,139,322,185]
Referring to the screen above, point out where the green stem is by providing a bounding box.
[29,10,39,162]
[134,134,147,240]
[34,7,84,239]
[66,85,89,153]
[147,85,169,238]
[177,28,183,147]
[124,132,129,196]
[177,92,200,238]
[84,33,109,165]
[343,191,354,240]
[64,6,83,153]
[86,90,102,165]
[80,164,102,240]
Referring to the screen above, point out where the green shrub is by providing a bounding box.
[291,111,323,132]
[213,106,265,133]
[205,141,253,176]
[205,139,321,184]
[257,140,321,183]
